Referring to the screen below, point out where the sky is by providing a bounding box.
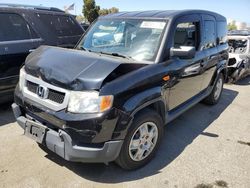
[1,0,250,23]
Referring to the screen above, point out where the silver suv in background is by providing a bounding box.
[227,31,250,83]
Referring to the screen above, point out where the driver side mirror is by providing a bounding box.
[170,46,196,59]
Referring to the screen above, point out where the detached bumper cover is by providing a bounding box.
[12,103,123,163]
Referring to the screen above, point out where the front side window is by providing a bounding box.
[173,22,200,50]
[78,19,167,62]
[0,13,31,42]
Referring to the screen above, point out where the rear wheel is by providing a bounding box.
[116,109,164,170]
[203,73,224,105]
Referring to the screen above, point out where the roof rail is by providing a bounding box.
[0,3,64,12]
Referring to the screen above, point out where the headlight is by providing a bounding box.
[68,91,113,113]
[19,67,26,90]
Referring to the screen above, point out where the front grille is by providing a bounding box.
[48,89,65,104]
[26,81,38,93]
[26,80,65,104]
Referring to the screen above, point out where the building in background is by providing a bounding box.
[247,24,250,31]
[236,22,247,30]
[228,18,249,30]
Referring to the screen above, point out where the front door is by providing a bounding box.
[168,14,207,110]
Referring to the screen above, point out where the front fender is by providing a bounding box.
[111,87,167,140]
[123,86,165,115]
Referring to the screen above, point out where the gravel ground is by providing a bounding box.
[0,77,250,188]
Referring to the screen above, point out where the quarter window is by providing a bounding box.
[0,13,32,42]
[217,21,227,45]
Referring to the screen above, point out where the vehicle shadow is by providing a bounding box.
[0,102,15,126]
[234,75,250,86]
[43,88,238,183]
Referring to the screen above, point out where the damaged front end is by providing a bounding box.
[227,36,250,83]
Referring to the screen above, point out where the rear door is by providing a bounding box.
[200,15,219,90]
[0,12,39,92]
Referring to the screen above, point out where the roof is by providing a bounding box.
[0,3,64,13]
[101,10,226,21]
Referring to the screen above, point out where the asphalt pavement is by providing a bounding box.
[0,77,250,188]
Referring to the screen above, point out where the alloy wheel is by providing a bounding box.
[128,122,159,161]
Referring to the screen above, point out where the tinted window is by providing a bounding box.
[174,22,200,50]
[0,13,31,42]
[59,16,82,36]
[36,14,82,37]
[204,20,216,49]
[217,21,227,44]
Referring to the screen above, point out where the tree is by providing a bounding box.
[227,23,237,31]
[99,7,119,16]
[83,0,100,23]
[75,15,85,23]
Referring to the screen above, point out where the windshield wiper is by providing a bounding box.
[79,49,134,61]
[78,46,89,51]
[99,51,134,60]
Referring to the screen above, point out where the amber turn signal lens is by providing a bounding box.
[163,75,170,81]
[100,96,113,112]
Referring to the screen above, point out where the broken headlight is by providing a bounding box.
[68,91,113,113]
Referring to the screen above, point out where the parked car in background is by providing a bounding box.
[0,4,84,103]
[12,10,228,170]
[227,31,250,83]
[228,30,250,36]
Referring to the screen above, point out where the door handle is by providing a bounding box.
[200,61,206,67]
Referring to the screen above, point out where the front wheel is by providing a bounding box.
[116,109,164,170]
[203,73,224,105]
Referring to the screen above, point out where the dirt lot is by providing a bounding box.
[0,77,250,188]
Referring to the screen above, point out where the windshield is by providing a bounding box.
[77,19,167,62]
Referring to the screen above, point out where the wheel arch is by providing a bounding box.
[211,60,228,86]
[130,99,167,125]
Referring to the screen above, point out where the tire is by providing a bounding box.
[115,109,164,170]
[203,73,224,105]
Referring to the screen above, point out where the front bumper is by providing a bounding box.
[12,103,123,163]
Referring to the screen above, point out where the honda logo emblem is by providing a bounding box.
[36,85,48,99]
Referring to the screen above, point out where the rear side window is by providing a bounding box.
[204,20,216,49]
[36,14,82,37]
[217,21,227,44]
[0,13,31,42]
[59,16,83,36]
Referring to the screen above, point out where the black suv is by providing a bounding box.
[0,4,84,103]
[12,10,228,170]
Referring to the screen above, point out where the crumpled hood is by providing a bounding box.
[25,46,124,90]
